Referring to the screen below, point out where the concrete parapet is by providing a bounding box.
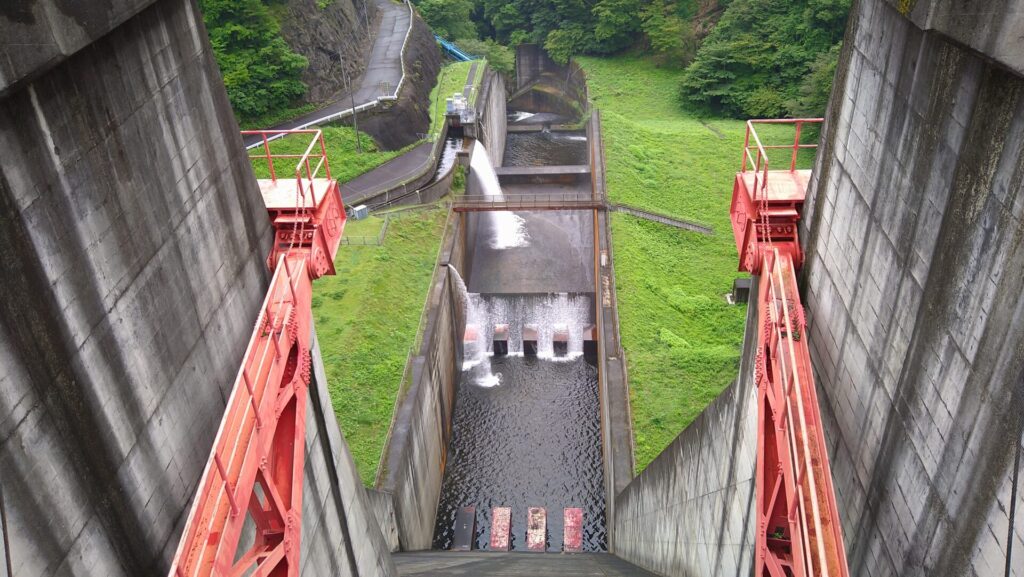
[0,0,396,574]
[800,0,1024,574]
[610,280,759,576]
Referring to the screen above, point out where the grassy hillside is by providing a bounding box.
[312,208,448,485]
[580,55,813,471]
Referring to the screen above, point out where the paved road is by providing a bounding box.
[244,0,410,146]
[340,141,434,206]
[339,62,481,207]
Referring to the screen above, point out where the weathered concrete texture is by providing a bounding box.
[366,489,402,552]
[0,1,271,573]
[475,69,508,168]
[380,211,463,550]
[800,0,1024,575]
[515,44,562,92]
[279,0,376,104]
[883,0,1024,77]
[306,332,398,575]
[0,0,157,96]
[394,551,660,576]
[611,283,759,576]
[0,0,395,574]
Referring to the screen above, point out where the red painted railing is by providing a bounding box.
[741,118,822,197]
[170,131,345,577]
[244,129,333,210]
[731,119,849,577]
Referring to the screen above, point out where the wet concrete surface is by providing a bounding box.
[465,210,594,294]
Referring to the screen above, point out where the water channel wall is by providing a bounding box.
[475,68,508,168]
[0,1,393,574]
[797,0,1024,575]
[610,281,759,575]
[378,213,465,550]
[510,45,588,119]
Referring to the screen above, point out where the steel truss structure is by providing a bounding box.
[731,119,850,577]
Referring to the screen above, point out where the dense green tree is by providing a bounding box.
[678,0,849,117]
[454,38,516,75]
[415,0,477,40]
[200,0,308,121]
[641,0,698,65]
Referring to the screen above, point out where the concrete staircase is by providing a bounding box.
[394,552,659,576]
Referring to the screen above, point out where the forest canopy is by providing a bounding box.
[417,0,850,117]
[199,0,308,121]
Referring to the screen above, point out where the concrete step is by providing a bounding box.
[394,552,659,576]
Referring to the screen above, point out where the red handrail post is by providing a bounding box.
[791,120,804,171]
[261,133,276,182]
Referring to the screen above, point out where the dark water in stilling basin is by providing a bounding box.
[503,132,589,167]
[432,356,606,552]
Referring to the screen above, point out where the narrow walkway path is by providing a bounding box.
[340,62,480,207]
[609,203,713,234]
[244,0,411,146]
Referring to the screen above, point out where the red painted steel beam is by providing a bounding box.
[170,131,345,577]
[730,119,849,577]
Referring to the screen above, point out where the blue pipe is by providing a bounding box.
[434,34,477,61]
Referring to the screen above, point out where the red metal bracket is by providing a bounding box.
[170,130,345,577]
[729,119,850,577]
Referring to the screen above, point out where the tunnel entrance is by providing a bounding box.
[433,96,606,552]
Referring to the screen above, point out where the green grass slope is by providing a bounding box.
[580,55,776,471]
[312,209,448,485]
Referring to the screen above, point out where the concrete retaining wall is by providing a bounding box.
[797,0,1024,575]
[611,281,759,576]
[0,0,394,574]
[475,69,508,167]
[365,489,401,552]
[380,212,463,550]
[305,333,397,576]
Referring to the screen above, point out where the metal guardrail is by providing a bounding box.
[245,0,417,151]
[452,192,605,211]
[339,215,390,246]
[741,118,823,195]
[608,203,714,235]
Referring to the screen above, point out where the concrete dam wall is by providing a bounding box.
[0,0,392,574]
[612,289,760,576]
[800,0,1024,574]
[610,1,1024,576]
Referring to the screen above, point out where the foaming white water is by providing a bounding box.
[449,266,593,388]
[508,111,536,123]
[469,143,529,249]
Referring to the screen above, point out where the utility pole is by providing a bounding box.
[338,52,362,153]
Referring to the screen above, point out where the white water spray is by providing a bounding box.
[469,143,529,249]
[448,265,592,389]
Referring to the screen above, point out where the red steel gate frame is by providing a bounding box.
[731,119,850,577]
[170,130,345,577]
